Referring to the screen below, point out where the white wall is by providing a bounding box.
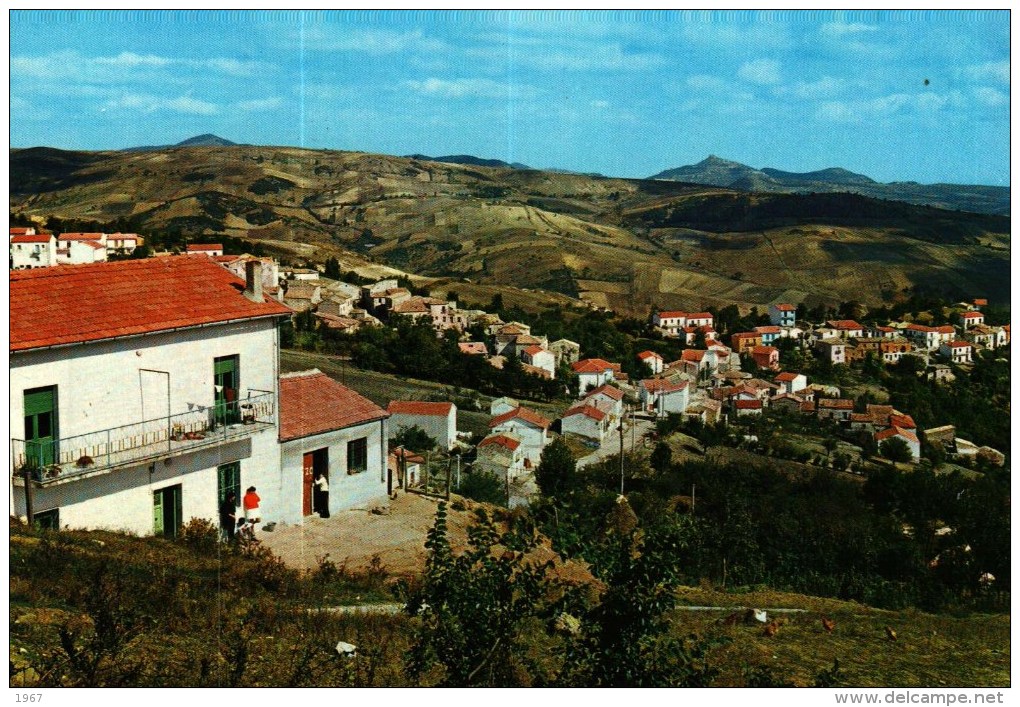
[280,418,389,517]
[10,240,56,269]
[10,318,284,534]
[562,413,606,442]
[491,421,546,464]
[389,409,456,450]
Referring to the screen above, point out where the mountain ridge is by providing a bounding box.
[650,156,1008,215]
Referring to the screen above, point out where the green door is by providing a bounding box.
[24,386,57,468]
[153,485,183,538]
[214,356,240,426]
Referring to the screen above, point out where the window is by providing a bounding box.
[34,508,59,531]
[217,462,241,505]
[347,437,368,474]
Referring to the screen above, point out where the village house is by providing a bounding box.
[474,432,526,484]
[186,243,224,257]
[637,350,664,375]
[282,282,322,312]
[653,311,688,337]
[768,303,797,327]
[582,383,625,419]
[639,378,689,416]
[388,446,424,488]
[871,325,899,339]
[572,358,617,393]
[386,401,458,450]
[880,338,912,363]
[489,397,519,417]
[548,338,581,366]
[813,338,845,365]
[971,298,988,310]
[279,370,390,517]
[754,325,782,345]
[733,398,763,417]
[904,323,956,351]
[938,340,973,365]
[770,393,806,413]
[10,232,56,269]
[560,403,612,444]
[826,320,865,339]
[10,257,292,535]
[964,324,1000,350]
[772,371,806,395]
[959,310,984,328]
[876,426,921,462]
[458,341,488,356]
[106,233,140,255]
[281,267,320,282]
[816,398,854,424]
[56,233,107,265]
[313,312,364,334]
[750,345,780,371]
[215,254,281,291]
[998,325,1010,347]
[317,294,355,318]
[488,406,551,466]
[730,332,763,354]
[361,282,412,316]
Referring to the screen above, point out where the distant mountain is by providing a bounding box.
[124,134,240,152]
[650,156,1009,216]
[405,153,531,170]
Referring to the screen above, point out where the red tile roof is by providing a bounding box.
[585,383,624,401]
[935,325,956,334]
[755,325,781,334]
[681,349,706,362]
[81,240,105,250]
[489,406,551,430]
[10,256,293,352]
[656,311,688,319]
[10,234,51,244]
[889,414,916,429]
[687,312,713,320]
[828,319,864,330]
[279,370,387,441]
[187,243,223,252]
[58,232,104,241]
[9,227,34,236]
[774,372,802,382]
[564,404,607,421]
[478,434,521,452]
[946,340,971,348]
[973,298,988,306]
[961,311,982,318]
[751,346,777,355]
[458,342,488,355]
[522,344,547,356]
[818,398,854,409]
[876,426,919,445]
[637,350,662,360]
[572,358,614,374]
[906,323,936,333]
[772,303,796,311]
[731,332,760,340]
[734,399,763,410]
[641,378,687,393]
[387,401,454,417]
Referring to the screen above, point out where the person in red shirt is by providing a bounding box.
[243,486,261,525]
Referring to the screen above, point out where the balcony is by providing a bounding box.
[11,390,275,486]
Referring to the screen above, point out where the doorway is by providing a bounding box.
[24,386,57,467]
[303,448,328,516]
[153,484,183,538]
[213,355,240,426]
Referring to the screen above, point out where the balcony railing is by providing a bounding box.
[12,390,275,485]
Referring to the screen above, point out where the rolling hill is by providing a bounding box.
[650,156,1010,216]
[9,144,1010,316]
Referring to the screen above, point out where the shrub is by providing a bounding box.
[177,518,220,555]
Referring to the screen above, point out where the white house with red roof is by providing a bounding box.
[10,232,56,269]
[583,383,625,419]
[386,401,458,450]
[768,303,797,327]
[938,340,973,364]
[572,358,616,393]
[959,310,984,328]
[561,402,612,443]
[186,243,225,257]
[475,432,526,483]
[488,406,550,465]
[56,233,108,265]
[639,378,689,416]
[750,345,780,371]
[9,257,292,536]
[876,426,921,462]
[826,320,865,339]
[637,350,664,375]
[520,345,556,378]
[652,311,688,337]
[753,325,782,345]
[279,370,390,517]
[773,371,807,394]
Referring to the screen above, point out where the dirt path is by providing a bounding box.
[258,491,473,577]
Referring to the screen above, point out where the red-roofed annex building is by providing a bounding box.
[280,369,390,516]
[387,401,458,450]
[10,256,298,536]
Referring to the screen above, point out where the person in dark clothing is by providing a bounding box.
[219,492,238,542]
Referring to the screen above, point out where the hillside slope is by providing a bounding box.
[10,146,1010,315]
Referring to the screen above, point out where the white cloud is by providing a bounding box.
[820,22,878,37]
[966,61,1009,85]
[11,50,264,83]
[236,96,284,112]
[686,74,729,92]
[783,76,845,99]
[93,51,173,68]
[104,93,218,115]
[816,90,965,123]
[974,86,1008,107]
[405,77,536,100]
[297,27,447,54]
[590,99,610,109]
[737,59,781,85]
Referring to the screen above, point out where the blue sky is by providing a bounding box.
[10,10,1010,185]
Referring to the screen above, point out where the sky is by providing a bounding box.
[9,9,1011,185]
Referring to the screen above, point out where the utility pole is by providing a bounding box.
[22,467,35,526]
[618,416,625,496]
[456,454,461,489]
[445,456,452,501]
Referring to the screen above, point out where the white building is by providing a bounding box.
[488,406,550,465]
[561,403,612,443]
[637,350,664,375]
[773,371,807,395]
[490,397,519,417]
[278,370,389,517]
[10,233,56,269]
[571,358,616,393]
[582,383,625,419]
[387,401,458,450]
[938,340,973,364]
[56,234,107,265]
[876,426,921,462]
[814,338,846,364]
[475,432,526,482]
[639,378,689,416]
[187,243,224,257]
[10,256,292,535]
[521,345,557,378]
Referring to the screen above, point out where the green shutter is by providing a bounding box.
[153,490,164,536]
[24,387,55,415]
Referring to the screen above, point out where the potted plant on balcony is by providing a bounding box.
[171,423,185,442]
[16,461,42,483]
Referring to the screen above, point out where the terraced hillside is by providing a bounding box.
[10,145,1010,315]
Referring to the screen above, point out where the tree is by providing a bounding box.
[881,436,913,464]
[390,425,437,452]
[535,438,577,498]
[401,503,559,686]
[650,441,673,475]
[323,256,341,280]
[458,472,506,506]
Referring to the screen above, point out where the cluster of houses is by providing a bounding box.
[10,227,141,268]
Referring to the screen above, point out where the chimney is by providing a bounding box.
[244,260,264,303]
